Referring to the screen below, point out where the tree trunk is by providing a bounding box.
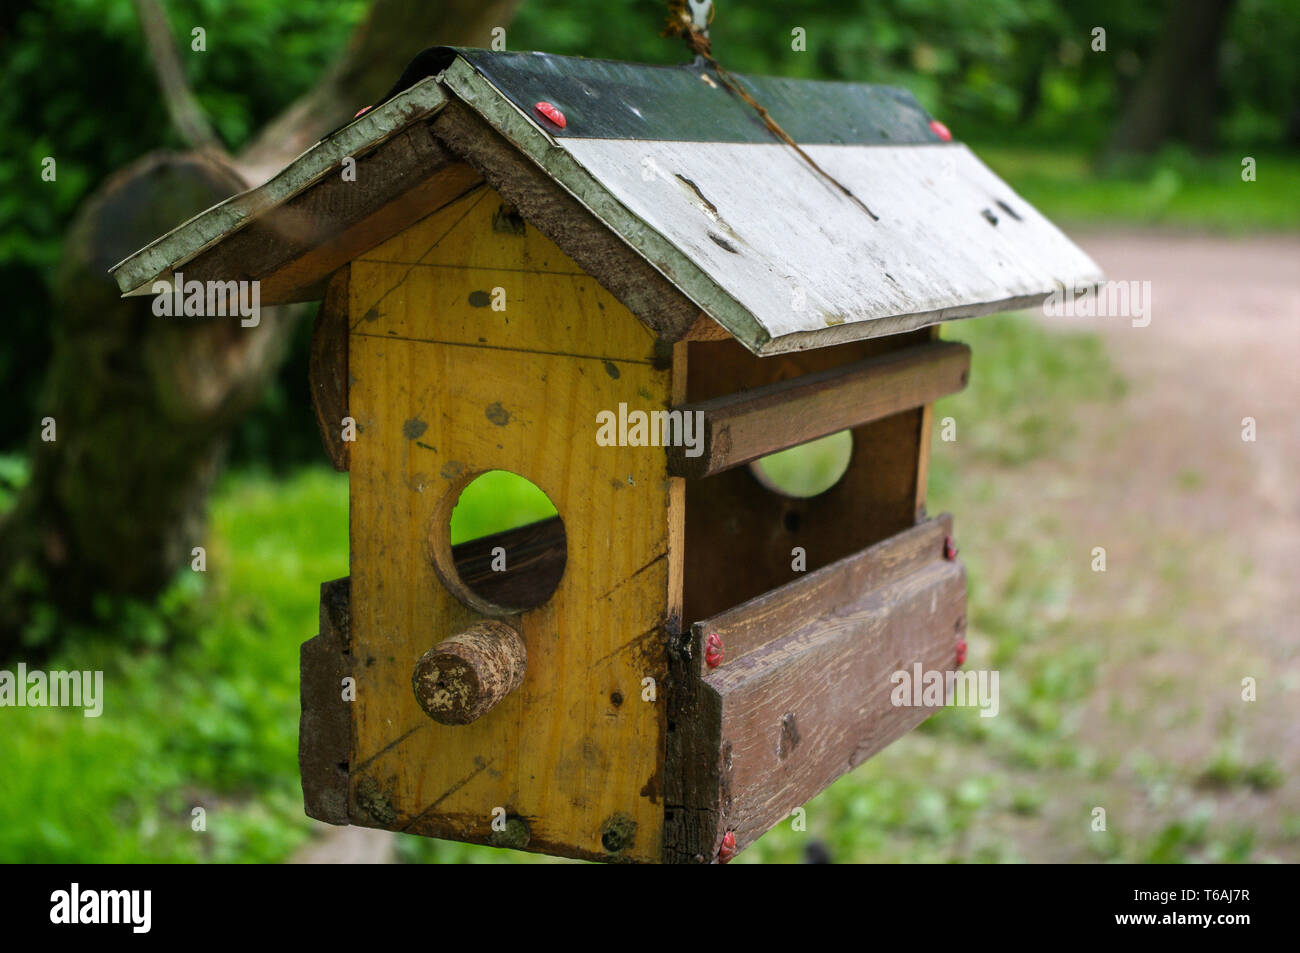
[0,152,277,645]
[1107,0,1237,157]
[238,0,524,185]
[0,0,522,655]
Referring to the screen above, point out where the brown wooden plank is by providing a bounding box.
[914,402,935,522]
[663,635,723,864]
[913,325,941,522]
[682,313,732,341]
[309,268,350,471]
[299,577,353,825]
[176,122,482,304]
[668,339,970,479]
[694,514,953,678]
[665,517,967,862]
[446,516,567,611]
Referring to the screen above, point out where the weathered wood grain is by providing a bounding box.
[694,515,954,678]
[110,77,453,297]
[346,185,671,863]
[428,101,705,342]
[668,340,970,479]
[665,517,967,862]
[300,577,353,825]
[309,268,351,471]
[175,123,482,304]
[444,516,567,611]
[413,620,528,726]
[558,135,1104,352]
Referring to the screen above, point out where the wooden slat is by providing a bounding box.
[299,577,353,825]
[174,123,482,304]
[668,339,969,479]
[913,325,940,522]
[447,516,567,611]
[665,516,967,862]
[309,268,350,471]
[110,77,453,297]
[694,514,953,678]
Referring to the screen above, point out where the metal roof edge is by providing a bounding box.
[108,76,450,296]
[752,288,1104,355]
[440,55,772,354]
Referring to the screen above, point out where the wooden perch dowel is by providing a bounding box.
[413,620,527,725]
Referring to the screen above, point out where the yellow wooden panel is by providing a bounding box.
[347,186,672,863]
[350,184,653,364]
[356,183,584,275]
[349,261,655,365]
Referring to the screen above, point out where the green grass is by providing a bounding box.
[974,145,1300,232]
[750,430,854,498]
[0,467,349,862]
[448,470,557,545]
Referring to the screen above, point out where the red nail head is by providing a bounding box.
[354,105,372,118]
[705,632,725,669]
[535,101,566,129]
[718,830,737,863]
[929,119,952,141]
[943,535,958,560]
[956,640,967,666]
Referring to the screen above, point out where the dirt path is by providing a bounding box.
[290,822,395,864]
[1011,229,1300,859]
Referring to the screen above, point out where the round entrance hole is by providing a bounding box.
[430,470,567,614]
[749,430,854,498]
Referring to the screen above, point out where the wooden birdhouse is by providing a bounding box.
[111,47,1101,863]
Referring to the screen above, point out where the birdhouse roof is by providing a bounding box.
[110,47,1102,355]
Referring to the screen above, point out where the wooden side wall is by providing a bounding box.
[344,185,674,862]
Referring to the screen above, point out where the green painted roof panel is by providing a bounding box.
[375,47,945,146]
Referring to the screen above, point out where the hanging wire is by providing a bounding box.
[662,1,880,222]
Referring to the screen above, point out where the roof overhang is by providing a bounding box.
[111,48,1104,355]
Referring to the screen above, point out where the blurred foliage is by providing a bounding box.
[509,0,1300,149]
[0,0,367,454]
[0,467,348,861]
[980,144,1300,231]
[2,0,1298,460]
[751,430,854,498]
